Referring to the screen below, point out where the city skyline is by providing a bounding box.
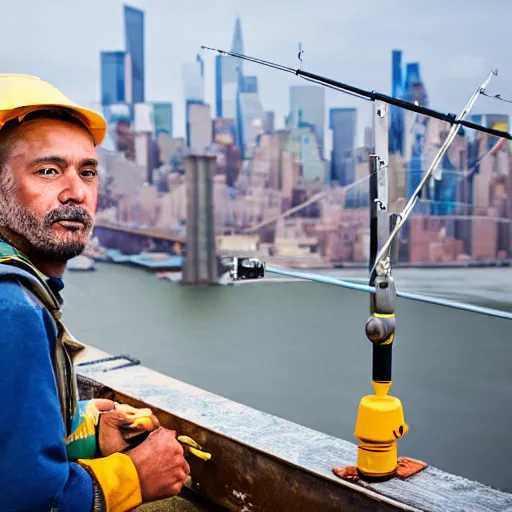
[2,0,511,148]
[84,2,512,270]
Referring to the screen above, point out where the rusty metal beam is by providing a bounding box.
[75,349,512,512]
[78,375,416,512]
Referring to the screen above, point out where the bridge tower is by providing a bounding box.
[182,155,219,285]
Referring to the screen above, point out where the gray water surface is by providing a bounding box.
[62,263,512,493]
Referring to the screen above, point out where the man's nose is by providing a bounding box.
[57,170,87,204]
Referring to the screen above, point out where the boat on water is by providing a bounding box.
[129,252,183,272]
[105,248,133,263]
[104,248,184,272]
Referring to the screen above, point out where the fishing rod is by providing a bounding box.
[214,45,507,482]
[201,46,511,142]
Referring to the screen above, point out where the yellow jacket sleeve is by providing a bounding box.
[78,452,143,512]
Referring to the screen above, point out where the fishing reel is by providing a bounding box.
[221,256,266,281]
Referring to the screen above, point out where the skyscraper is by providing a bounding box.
[231,16,244,75]
[215,17,245,120]
[329,108,357,185]
[263,111,275,134]
[215,55,224,118]
[239,76,257,93]
[153,103,173,137]
[124,5,145,103]
[237,76,265,159]
[183,54,206,146]
[100,51,126,106]
[183,54,205,103]
[389,50,404,154]
[403,62,429,203]
[403,63,428,105]
[289,86,325,158]
[284,109,325,185]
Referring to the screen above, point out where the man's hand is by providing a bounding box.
[95,400,160,457]
[127,428,191,502]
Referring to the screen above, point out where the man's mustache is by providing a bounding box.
[44,206,93,230]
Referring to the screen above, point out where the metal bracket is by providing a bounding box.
[372,274,396,315]
[297,42,304,70]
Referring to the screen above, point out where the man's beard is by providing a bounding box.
[0,188,94,263]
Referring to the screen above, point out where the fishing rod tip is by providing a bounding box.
[200,45,223,54]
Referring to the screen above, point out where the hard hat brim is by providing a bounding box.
[0,104,107,146]
[0,74,107,146]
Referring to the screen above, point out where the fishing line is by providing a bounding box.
[201,46,295,75]
[244,165,385,233]
[481,91,512,105]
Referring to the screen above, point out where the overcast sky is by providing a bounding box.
[2,0,511,146]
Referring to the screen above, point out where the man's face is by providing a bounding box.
[0,118,99,262]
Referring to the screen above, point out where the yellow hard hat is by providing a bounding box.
[0,74,107,145]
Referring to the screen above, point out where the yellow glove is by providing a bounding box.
[78,452,142,512]
[116,404,212,461]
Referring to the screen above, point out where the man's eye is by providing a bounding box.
[81,169,98,178]
[37,168,58,176]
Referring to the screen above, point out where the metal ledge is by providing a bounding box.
[76,347,512,512]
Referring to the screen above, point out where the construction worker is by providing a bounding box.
[0,75,190,511]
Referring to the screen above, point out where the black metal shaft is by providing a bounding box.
[373,343,392,383]
[295,68,510,140]
[368,155,380,285]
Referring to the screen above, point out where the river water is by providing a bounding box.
[62,263,512,492]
